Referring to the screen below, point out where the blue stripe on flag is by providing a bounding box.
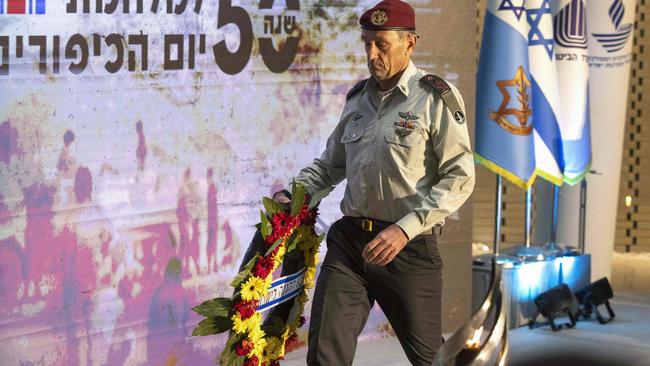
[476,9,536,187]
[1,0,4,14]
[531,77,564,171]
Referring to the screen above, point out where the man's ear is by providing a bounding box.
[406,33,417,55]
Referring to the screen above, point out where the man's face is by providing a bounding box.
[361,30,413,83]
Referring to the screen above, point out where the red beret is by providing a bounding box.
[359,0,416,31]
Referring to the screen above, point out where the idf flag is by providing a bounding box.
[553,0,592,184]
[476,0,537,189]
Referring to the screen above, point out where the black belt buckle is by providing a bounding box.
[362,218,373,232]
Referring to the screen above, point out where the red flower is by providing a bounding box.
[252,255,275,279]
[233,300,259,320]
[264,230,280,245]
[269,360,282,366]
[271,212,298,234]
[244,355,259,366]
[235,339,255,356]
[299,206,317,226]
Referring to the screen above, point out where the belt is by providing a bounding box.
[343,216,393,233]
[343,216,442,236]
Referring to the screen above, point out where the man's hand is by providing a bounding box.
[273,191,291,204]
[362,224,409,266]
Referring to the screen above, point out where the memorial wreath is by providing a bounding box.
[191,182,331,366]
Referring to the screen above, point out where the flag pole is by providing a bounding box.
[494,175,503,256]
[550,184,559,243]
[578,178,587,253]
[525,186,532,247]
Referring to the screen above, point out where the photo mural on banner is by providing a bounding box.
[0,1,461,365]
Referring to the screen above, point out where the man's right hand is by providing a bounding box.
[273,191,291,204]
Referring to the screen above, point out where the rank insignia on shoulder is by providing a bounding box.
[420,74,466,125]
[346,79,369,101]
[454,111,466,124]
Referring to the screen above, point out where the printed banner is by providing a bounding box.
[257,268,306,312]
[0,1,473,365]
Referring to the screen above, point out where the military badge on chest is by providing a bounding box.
[394,111,419,136]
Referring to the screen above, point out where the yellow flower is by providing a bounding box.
[243,312,262,332]
[231,313,248,334]
[248,336,267,358]
[273,244,287,268]
[304,266,317,289]
[240,276,268,301]
[248,323,266,343]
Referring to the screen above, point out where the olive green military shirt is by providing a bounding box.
[294,61,475,240]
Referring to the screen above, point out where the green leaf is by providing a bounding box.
[308,186,334,210]
[220,334,245,365]
[291,182,306,217]
[262,197,284,216]
[264,237,284,257]
[191,298,233,318]
[219,349,240,366]
[191,316,231,336]
[230,255,258,288]
[260,210,272,238]
[284,230,301,253]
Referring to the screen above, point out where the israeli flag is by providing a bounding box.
[476,0,540,189]
[528,0,564,185]
[553,0,591,184]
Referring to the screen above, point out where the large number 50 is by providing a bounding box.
[258,0,300,73]
[213,0,300,75]
[212,0,253,75]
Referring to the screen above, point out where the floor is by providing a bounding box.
[281,292,650,365]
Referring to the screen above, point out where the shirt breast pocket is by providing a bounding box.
[384,128,424,168]
[340,123,364,144]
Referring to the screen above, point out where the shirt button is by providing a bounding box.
[352,133,357,138]
[378,113,384,119]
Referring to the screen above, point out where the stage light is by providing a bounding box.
[575,277,615,324]
[528,283,580,331]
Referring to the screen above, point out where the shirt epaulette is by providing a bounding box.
[419,75,466,124]
[346,79,368,101]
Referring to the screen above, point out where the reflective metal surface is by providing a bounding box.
[434,259,509,366]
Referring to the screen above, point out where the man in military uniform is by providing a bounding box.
[274,0,475,364]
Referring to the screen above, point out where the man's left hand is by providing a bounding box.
[362,224,409,266]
